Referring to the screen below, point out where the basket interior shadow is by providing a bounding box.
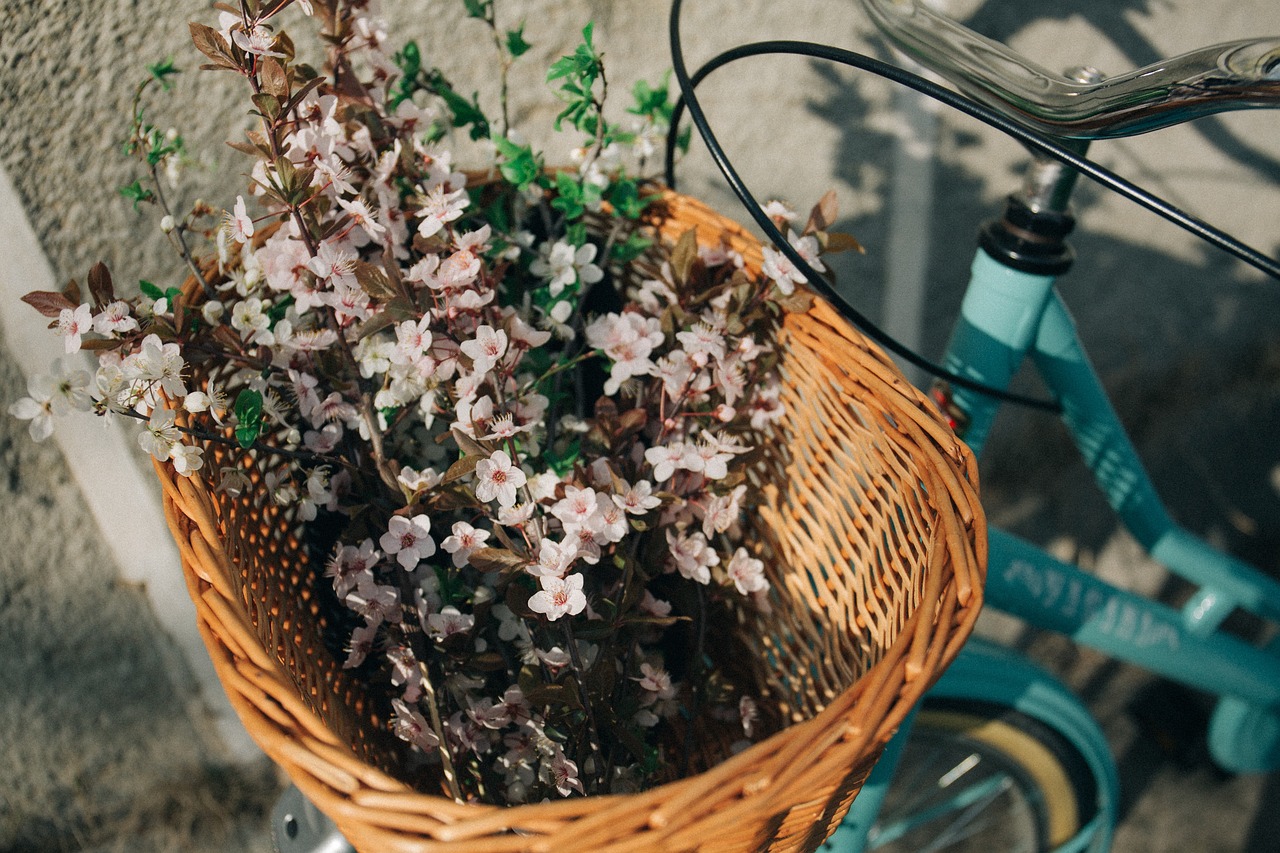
[156,189,985,853]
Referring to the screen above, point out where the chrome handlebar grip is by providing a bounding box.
[859,0,1280,139]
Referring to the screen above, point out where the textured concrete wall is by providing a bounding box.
[2,0,1280,850]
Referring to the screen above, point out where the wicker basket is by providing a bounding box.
[155,189,985,852]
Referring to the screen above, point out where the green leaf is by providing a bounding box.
[265,294,294,326]
[545,437,580,476]
[611,233,652,264]
[461,0,489,19]
[146,57,181,90]
[427,70,491,140]
[607,178,649,220]
[545,55,579,84]
[233,388,264,449]
[434,565,469,606]
[138,280,165,301]
[505,25,532,58]
[118,181,155,211]
[549,171,585,219]
[493,136,541,189]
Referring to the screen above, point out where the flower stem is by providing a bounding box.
[681,583,707,778]
[561,618,605,793]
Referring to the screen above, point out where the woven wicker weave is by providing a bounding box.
[155,189,985,852]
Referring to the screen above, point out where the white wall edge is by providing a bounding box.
[0,165,261,764]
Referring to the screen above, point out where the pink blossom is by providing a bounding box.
[57,304,93,353]
[702,484,747,538]
[397,466,442,496]
[527,573,587,621]
[326,538,381,597]
[138,407,179,461]
[441,521,491,568]
[528,537,577,579]
[653,353,693,401]
[426,605,476,638]
[226,195,254,244]
[337,196,387,240]
[725,547,769,595]
[170,442,204,476]
[665,529,719,584]
[417,183,468,238]
[474,449,526,507]
[675,322,726,368]
[307,239,357,284]
[614,480,662,515]
[788,231,827,274]
[548,749,585,797]
[497,502,535,526]
[644,442,687,483]
[387,645,419,698]
[392,698,440,751]
[633,662,677,704]
[460,325,508,375]
[508,313,552,349]
[531,240,603,296]
[92,301,138,337]
[585,311,665,394]
[749,381,786,430]
[380,514,436,569]
[345,574,401,625]
[343,622,378,668]
[589,493,629,544]
[761,245,805,295]
[391,316,433,365]
[231,23,285,57]
[549,485,598,529]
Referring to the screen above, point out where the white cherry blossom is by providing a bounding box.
[474,449,526,507]
[527,573,587,621]
[380,514,436,570]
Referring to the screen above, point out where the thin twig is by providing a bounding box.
[561,618,605,793]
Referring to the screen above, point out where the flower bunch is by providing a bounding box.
[14,0,846,803]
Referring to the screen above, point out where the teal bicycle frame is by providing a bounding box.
[830,243,1280,852]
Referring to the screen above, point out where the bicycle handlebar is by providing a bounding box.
[859,0,1280,139]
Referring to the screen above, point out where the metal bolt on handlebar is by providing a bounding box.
[1017,66,1107,213]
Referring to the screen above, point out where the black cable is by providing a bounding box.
[665,0,1280,411]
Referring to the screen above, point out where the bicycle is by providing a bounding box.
[662,0,1280,850]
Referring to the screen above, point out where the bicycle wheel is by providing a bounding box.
[866,698,1100,852]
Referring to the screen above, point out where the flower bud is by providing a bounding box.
[159,215,176,234]
[201,300,225,325]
